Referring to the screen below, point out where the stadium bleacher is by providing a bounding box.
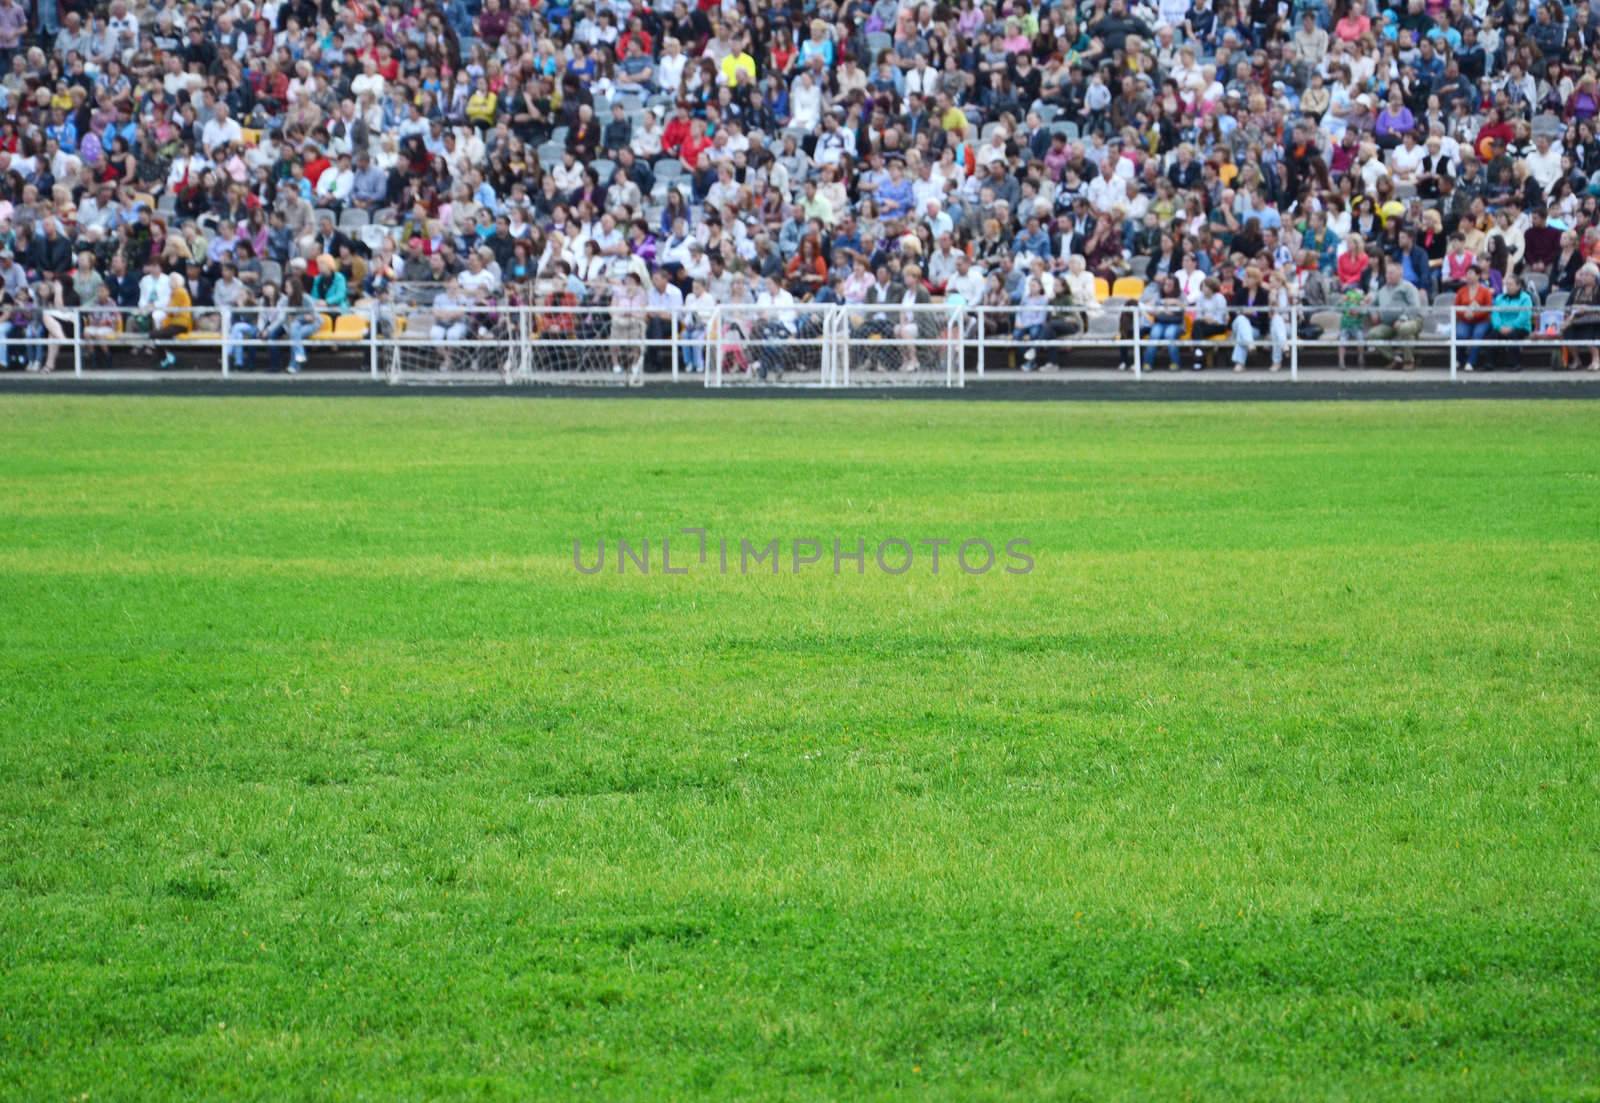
[2,0,1600,376]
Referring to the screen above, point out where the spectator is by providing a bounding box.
[1488,273,1534,372]
[1563,265,1600,372]
[1453,268,1494,371]
[1368,262,1424,371]
[147,273,193,369]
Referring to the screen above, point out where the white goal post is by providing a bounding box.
[377,303,969,388]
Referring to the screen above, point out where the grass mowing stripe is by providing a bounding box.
[1,396,1597,1100]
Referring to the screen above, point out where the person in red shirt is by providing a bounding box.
[1474,108,1515,161]
[1453,266,1493,370]
[302,149,332,189]
[1336,234,1371,290]
[770,29,796,76]
[677,119,711,174]
[617,16,653,59]
[373,43,400,82]
[661,104,693,159]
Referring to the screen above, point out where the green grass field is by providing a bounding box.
[2,395,1598,1100]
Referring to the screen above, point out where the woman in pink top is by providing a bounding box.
[1334,6,1371,42]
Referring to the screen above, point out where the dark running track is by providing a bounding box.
[3,373,1599,402]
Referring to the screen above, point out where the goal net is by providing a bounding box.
[708,303,836,387]
[378,301,967,387]
[836,303,965,387]
[383,306,524,384]
[384,305,671,386]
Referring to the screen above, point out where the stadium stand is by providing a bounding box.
[2,0,1600,377]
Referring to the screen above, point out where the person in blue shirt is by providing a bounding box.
[1245,190,1282,232]
[799,20,835,68]
[1489,272,1534,372]
[1012,216,1052,261]
[1394,228,1433,295]
[876,159,915,220]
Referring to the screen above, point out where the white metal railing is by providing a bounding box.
[7,300,1596,383]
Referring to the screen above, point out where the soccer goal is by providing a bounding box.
[706,303,838,387]
[384,306,669,386]
[834,303,966,387]
[383,305,528,385]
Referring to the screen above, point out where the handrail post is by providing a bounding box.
[710,309,721,388]
[1132,307,1142,379]
[1289,305,1299,382]
[73,307,83,376]
[976,306,986,378]
[670,309,679,383]
[1448,304,1458,382]
[219,309,230,376]
[369,302,379,379]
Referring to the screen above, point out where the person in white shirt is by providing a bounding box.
[137,260,173,328]
[551,150,585,195]
[975,131,1009,169]
[201,104,243,155]
[351,58,386,102]
[315,153,356,205]
[631,111,663,160]
[1388,130,1427,186]
[105,0,139,58]
[791,72,824,133]
[1358,142,1390,193]
[1063,254,1100,318]
[905,63,940,98]
[166,144,212,190]
[656,38,688,96]
[923,200,953,240]
[430,279,471,368]
[1523,134,1564,193]
[1086,158,1124,214]
[927,235,962,290]
[946,255,988,306]
[589,213,627,257]
[1176,254,1206,304]
[681,279,716,373]
[458,252,500,299]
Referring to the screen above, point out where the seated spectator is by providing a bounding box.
[1563,265,1600,372]
[1368,262,1425,371]
[1488,273,1534,372]
[1453,268,1494,371]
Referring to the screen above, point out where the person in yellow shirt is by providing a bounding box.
[466,77,497,129]
[937,94,968,135]
[719,35,756,87]
[152,272,194,369]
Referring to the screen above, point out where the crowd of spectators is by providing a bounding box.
[2,0,1600,373]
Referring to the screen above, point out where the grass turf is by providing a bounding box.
[1,395,1597,1100]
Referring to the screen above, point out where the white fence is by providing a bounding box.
[8,301,1596,385]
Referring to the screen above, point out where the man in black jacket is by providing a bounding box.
[27,220,74,278]
[98,253,138,309]
[1090,0,1152,52]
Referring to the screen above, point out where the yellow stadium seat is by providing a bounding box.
[240,128,262,146]
[1093,277,1111,302]
[1219,162,1239,186]
[314,314,370,341]
[176,330,221,341]
[1112,277,1145,299]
